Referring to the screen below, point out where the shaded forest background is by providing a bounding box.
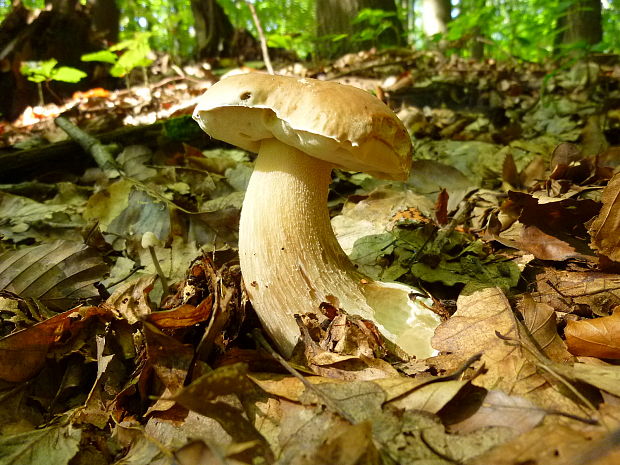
[0,0,618,120]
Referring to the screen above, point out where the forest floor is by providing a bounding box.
[0,49,620,465]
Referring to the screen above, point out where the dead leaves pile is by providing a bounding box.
[0,51,619,464]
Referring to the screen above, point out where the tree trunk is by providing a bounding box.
[190,0,235,59]
[316,0,403,58]
[562,0,602,46]
[421,0,451,36]
[88,0,120,45]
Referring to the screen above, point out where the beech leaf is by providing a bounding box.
[0,240,108,310]
[0,424,81,465]
[589,171,620,262]
[565,312,620,359]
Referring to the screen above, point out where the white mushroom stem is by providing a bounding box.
[239,138,440,358]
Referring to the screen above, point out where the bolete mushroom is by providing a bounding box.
[193,73,440,358]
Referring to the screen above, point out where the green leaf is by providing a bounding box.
[81,50,118,64]
[26,75,46,83]
[349,233,395,279]
[0,424,81,465]
[52,66,87,83]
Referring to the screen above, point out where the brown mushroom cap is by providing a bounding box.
[193,73,413,180]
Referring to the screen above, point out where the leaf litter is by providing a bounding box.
[0,50,619,464]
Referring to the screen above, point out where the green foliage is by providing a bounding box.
[118,0,194,57]
[1,0,617,66]
[351,8,399,46]
[218,0,315,59]
[19,59,87,84]
[349,224,521,291]
[435,0,617,61]
[82,32,153,77]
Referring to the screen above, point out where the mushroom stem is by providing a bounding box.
[239,139,439,357]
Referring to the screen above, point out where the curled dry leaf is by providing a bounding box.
[431,287,530,392]
[0,305,108,382]
[295,309,401,381]
[518,294,573,362]
[589,171,620,263]
[146,295,213,329]
[565,311,620,359]
[103,275,156,324]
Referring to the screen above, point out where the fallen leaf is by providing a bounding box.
[0,240,109,310]
[515,223,594,261]
[0,306,108,382]
[531,269,620,316]
[518,294,574,362]
[431,287,585,415]
[449,390,546,436]
[0,424,81,465]
[572,362,620,397]
[147,296,213,329]
[303,421,381,465]
[469,422,615,465]
[565,311,620,359]
[589,171,620,262]
[104,275,155,324]
[388,379,469,414]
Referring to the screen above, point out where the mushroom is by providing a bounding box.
[193,73,440,358]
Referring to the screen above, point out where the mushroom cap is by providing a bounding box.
[193,73,413,180]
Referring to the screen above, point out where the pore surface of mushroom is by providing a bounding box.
[193,73,440,358]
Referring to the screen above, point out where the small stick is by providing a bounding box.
[55,116,120,177]
[245,1,274,75]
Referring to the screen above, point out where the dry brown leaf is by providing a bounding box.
[308,421,381,465]
[431,287,586,415]
[249,373,340,403]
[432,287,540,393]
[0,306,108,382]
[143,325,194,415]
[518,294,574,362]
[146,296,213,329]
[449,389,545,436]
[469,422,618,465]
[388,379,469,414]
[589,171,620,262]
[532,269,620,316]
[517,224,591,261]
[565,311,620,359]
[103,275,156,324]
[572,362,620,397]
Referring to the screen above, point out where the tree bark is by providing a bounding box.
[316,0,403,58]
[561,0,602,46]
[422,0,451,36]
[190,0,235,59]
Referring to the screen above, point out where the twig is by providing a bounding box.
[54,116,120,177]
[245,1,274,75]
[250,329,356,423]
[386,353,483,404]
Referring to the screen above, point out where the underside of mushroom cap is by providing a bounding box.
[192,73,413,181]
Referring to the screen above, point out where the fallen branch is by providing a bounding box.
[55,117,120,177]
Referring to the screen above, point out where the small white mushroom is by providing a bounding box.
[193,74,440,358]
